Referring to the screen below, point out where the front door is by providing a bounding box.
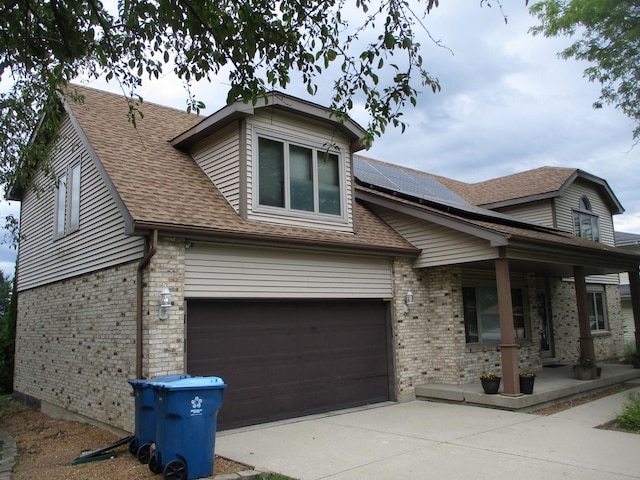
[537,290,554,358]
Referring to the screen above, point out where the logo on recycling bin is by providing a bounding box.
[190,395,203,416]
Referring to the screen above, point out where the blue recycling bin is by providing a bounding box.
[128,374,190,463]
[149,376,226,480]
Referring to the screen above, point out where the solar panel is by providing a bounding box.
[353,156,537,225]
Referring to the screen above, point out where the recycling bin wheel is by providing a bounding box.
[163,459,187,480]
[137,443,152,464]
[128,439,138,456]
[149,454,163,474]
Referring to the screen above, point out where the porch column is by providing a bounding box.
[495,257,520,395]
[629,269,640,355]
[573,266,596,369]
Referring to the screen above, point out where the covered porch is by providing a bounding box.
[415,362,640,411]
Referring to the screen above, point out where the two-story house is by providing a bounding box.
[10,85,640,433]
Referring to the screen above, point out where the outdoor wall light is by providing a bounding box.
[406,291,414,307]
[159,287,171,320]
[404,290,414,314]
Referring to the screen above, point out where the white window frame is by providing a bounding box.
[587,285,608,332]
[253,129,347,222]
[54,158,81,238]
[573,196,600,242]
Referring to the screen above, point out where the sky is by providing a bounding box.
[1,1,638,277]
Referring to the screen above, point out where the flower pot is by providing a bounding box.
[575,367,595,380]
[519,375,535,394]
[480,377,501,394]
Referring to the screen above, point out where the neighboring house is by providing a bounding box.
[615,231,640,344]
[10,85,640,432]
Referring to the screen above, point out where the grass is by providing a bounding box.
[617,393,640,432]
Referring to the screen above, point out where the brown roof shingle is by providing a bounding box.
[65,85,417,255]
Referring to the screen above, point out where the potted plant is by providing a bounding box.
[574,356,596,380]
[519,371,536,394]
[480,373,501,394]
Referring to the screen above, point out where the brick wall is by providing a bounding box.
[14,261,139,431]
[550,279,625,364]
[144,237,186,378]
[13,236,188,432]
[391,259,542,400]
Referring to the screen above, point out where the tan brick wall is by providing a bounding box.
[144,237,186,378]
[550,279,625,364]
[391,260,542,399]
[13,237,188,432]
[14,261,139,431]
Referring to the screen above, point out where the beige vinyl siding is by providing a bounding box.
[555,180,616,246]
[496,199,554,228]
[372,208,497,268]
[16,116,144,291]
[190,123,241,213]
[185,243,392,298]
[245,110,355,233]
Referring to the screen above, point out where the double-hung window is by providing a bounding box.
[587,286,608,332]
[573,196,600,242]
[256,135,343,217]
[54,160,81,237]
[463,286,528,344]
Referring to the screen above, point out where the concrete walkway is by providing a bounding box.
[216,379,640,480]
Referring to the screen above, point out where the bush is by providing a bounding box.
[617,393,640,432]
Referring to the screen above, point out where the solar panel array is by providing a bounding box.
[353,156,533,225]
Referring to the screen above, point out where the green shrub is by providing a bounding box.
[617,393,640,432]
[624,340,637,363]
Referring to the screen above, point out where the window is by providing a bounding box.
[54,160,81,237]
[587,287,608,331]
[573,196,599,241]
[463,286,528,344]
[256,135,343,217]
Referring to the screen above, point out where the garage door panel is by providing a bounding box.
[187,300,389,429]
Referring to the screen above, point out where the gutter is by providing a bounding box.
[136,230,158,379]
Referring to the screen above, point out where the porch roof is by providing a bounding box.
[356,185,640,277]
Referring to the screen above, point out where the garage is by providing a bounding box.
[186,299,391,430]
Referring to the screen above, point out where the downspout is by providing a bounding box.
[136,230,158,379]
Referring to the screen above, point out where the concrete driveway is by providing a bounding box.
[215,382,640,480]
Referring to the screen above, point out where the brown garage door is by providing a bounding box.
[186,299,390,430]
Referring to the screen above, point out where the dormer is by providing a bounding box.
[171,92,366,233]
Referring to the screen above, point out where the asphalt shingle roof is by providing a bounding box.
[64,85,417,254]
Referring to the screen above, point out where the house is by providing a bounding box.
[614,231,640,346]
[9,85,640,432]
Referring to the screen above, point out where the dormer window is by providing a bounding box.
[573,196,599,242]
[255,132,344,218]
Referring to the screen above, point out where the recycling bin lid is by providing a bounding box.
[152,376,226,391]
[128,374,190,387]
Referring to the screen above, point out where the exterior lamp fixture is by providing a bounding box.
[406,291,414,307]
[159,287,171,320]
[404,291,414,314]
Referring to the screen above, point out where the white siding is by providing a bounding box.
[555,180,616,246]
[185,243,392,298]
[16,115,144,291]
[245,110,355,233]
[190,123,241,213]
[497,200,554,227]
[373,208,497,268]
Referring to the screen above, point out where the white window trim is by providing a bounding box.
[586,285,609,332]
[53,157,81,239]
[252,128,348,223]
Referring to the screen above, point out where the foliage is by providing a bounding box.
[617,393,640,432]
[519,371,535,377]
[530,0,640,140]
[480,373,500,380]
[624,339,637,363]
[574,356,595,369]
[0,0,453,226]
[0,271,16,393]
